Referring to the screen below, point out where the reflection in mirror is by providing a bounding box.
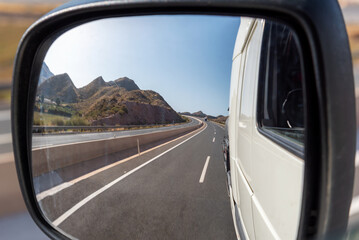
[32,15,305,239]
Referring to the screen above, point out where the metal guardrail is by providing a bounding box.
[32,123,186,134]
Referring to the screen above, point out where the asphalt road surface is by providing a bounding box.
[32,117,199,149]
[3,103,359,239]
[37,121,237,240]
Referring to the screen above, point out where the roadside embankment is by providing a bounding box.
[32,121,203,176]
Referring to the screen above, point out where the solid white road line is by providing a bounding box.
[52,122,207,227]
[356,150,359,168]
[37,183,74,201]
[0,133,12,145]
[199,156,210,183]
[212,137,215,142]
[350,195,359,216]
[36,121,206,201]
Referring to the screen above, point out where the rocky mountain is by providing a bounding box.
[179,111,227,123]
[39,62,54,85]
[78,76,140,100]
[90,97,183,126]
[212,115,228,125]
[37,73,78,103]
[78,76,107,99]
[180,111,215,119]
[36,74,184,126]
[108,77,140,91]
[192,111,207,118]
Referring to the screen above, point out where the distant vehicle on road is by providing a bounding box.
[204,117,208,121]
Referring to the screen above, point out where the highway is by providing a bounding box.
[32,117,199,149]
[0,107,48,239]
[3,104,359,239]
[36,121,237,239]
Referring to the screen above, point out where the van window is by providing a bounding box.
[257,21,305,152]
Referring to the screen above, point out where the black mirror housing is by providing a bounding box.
[11,0,355,239]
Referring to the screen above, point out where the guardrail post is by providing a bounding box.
[137,138,140,155]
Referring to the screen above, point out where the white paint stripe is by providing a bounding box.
[212,137,215,142]
[52,122,207,227]
[0,133,12,145]
[37,182,74,201]
[355,150,359,168]
[0,110,10,121]
[36,121,206,201]
[199,156,210,183]
[350,195,359,216]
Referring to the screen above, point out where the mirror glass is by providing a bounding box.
[32,15,305,240]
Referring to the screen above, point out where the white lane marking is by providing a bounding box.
[36,121,205,200]
[214,132,216,135]
[212,137,215,142]
[0,133,12,145]
[199,156,210,183]
[356,150,359,167]
[0,110,10,121]
[0,152,14,164]
[52,122,207,227]
[350,195,359,216]
[37,182,74,201]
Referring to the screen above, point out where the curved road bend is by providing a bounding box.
[37,121,236,240]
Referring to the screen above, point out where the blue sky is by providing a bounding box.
[44,15,240,116]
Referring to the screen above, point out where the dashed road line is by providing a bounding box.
[51,122,207,226]
[199,156,210,183]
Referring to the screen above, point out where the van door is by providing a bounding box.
[251,21,305,239]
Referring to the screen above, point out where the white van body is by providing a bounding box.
[227,18,305,239]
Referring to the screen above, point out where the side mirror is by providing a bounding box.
[11,0,355,239]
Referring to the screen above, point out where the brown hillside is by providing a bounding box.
[37,73,78,103]
[36,73,183,126]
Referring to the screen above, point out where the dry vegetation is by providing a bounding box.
[0,3,59,16]
[0,2,60,104]
[0,3,60,85]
